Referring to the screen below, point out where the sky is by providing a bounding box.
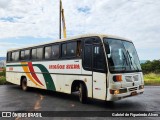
[0,0,160,60]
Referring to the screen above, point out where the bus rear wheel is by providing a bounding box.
[79,83,87,104]
[21,78,28,91]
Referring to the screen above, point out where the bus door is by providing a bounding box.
[83,37,107,100]
[92,44,107,100]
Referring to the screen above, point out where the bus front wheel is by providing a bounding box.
[79,83,87,104]
[21,78,28,91]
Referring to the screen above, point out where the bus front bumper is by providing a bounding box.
[107,87,144,101]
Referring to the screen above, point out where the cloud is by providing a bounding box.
[0,0,11,9]
[0,42,24,56]
[0,0,159,60]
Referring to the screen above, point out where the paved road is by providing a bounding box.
[0,85,159,120]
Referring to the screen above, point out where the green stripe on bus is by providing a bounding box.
[7,64,27,67]
[34,64,56,91]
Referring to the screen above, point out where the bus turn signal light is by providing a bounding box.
[113,75,122,82]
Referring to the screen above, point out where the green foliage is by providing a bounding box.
[141,60,160,74]
[0,76,6,85]
[0,68,6,85]
[0,68,6,76]
[144,73,160,85]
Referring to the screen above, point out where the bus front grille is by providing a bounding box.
[128,87,138,91]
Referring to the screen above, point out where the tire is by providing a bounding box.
[79,83,87,104]
[21,78,28,91]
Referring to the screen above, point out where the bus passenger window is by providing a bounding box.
[7,52,11,62]
[25,50,30,60]
[11,52,15,61]
[45,46,51,59]
[31,49,36,60]
[15,51,19,61]
[20,51,25,60]
[61,42,76,58]
[62,44,67,57]
[52,45,59,59]
[37,48,43,60]
[67,42,76,57]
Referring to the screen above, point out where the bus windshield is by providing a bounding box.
[103,38,142,73]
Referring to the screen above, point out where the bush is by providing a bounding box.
[0,76,6,85]
[141,60,160,74]
[0,68,6,76]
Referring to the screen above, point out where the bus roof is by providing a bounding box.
[7,34,132,52]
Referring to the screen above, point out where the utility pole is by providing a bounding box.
[59,0,62,39]
[62,8,67,38]
[59,0,67,39]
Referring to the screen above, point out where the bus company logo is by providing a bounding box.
[49,64,80,70]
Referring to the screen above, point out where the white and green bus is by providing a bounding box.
[6,34,144,103]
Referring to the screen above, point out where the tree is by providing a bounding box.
[141,60,160,74]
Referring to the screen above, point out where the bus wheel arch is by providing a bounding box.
[71,80,88,103]
[20,76,28,91]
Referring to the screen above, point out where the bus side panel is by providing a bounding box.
[81,68,92,98]
[43,59,82,93]
[6,63,47,89]
[6,71,15,84]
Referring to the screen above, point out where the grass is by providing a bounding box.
[0,76,6,85]
[144,73,160,85]
[0,68,7,85]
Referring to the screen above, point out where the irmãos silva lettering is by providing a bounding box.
[49,64,80,70]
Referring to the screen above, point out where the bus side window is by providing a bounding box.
[20,50,25,60]
[45,46,52,59]
[52,44,59,59]
[15,51,19,61]
[83,45,92,70]
[31,49,37,60]
[83,38,94,70]
[67,42,76,57]
[62,43,67,57]
[93,45,106,72]
[61,42,77,58]
[7,52,11,62]
[25,49,30,60]
[11,52,15,61]
[37,47,43,60]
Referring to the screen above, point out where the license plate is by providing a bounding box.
[131,91,137,96]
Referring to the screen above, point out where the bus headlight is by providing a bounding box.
[113,75,122,82]
[139,85,144,89]
[110,88,127,95]
[114,90,120,95]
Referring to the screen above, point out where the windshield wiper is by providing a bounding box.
[122,51,128,66]
[126,50,139,70]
